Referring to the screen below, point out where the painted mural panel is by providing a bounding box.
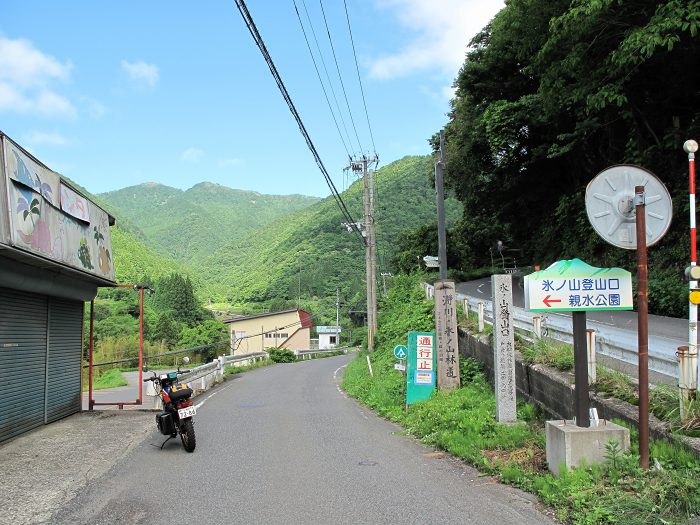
[60,183,91,223]
[3,137,115,282]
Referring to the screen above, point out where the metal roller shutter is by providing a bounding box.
[46,297,84,423]
[0,287,48,443]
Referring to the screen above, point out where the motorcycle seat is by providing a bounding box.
[169,387,192,402]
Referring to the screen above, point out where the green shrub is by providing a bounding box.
[268,347,297,363]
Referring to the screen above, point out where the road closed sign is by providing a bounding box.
[525,258,633,312]
[406,331,436,405]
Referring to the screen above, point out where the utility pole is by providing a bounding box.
[435,131,448,280]
[368,162,378,348]
[348,155,379,352]
[380,272,392,297]
[335,287,340,342]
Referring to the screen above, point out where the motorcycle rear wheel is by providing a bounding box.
[180,418,196,452]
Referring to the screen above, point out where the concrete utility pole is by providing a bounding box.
[336,287,340,337]
[435,131,448,280]
[348,155,379,352]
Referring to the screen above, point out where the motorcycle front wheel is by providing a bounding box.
[179,418,196,452]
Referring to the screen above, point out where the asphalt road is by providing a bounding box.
[55,354,554,525]
[82,370,167,410]
[457,277,688,342]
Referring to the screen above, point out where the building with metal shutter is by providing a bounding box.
[0,132,116,443]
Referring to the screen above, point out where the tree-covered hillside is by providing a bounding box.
[100,182,321,264]
[198,155,460,308]
[438,0,700,317]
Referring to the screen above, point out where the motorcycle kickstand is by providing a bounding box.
[159,434,177,449]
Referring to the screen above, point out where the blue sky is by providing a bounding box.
[1,1,503,198]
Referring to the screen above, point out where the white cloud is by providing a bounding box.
[81,97,108,119]
[25,130,70,146]
[369,0,504,79]
[218,158,242,167]
[121,60,159,87]
[0,36,76,117]
[181,147,204,162]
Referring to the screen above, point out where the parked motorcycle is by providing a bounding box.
[144,357,197,452]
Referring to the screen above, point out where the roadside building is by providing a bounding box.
[0,132,116,443]
[317,326,341,350]
[223,309,312,355]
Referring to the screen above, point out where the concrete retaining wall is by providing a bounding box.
[458,328,700,455]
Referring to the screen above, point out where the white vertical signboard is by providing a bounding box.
[492,274,517,423]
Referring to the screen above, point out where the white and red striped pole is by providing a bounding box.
[685,139,699,412]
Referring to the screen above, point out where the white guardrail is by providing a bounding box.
[177,347,350,394]
[457,293,678,380]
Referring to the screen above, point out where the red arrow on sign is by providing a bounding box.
[543,295,562,308]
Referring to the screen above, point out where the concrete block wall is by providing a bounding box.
[457,328,700,456]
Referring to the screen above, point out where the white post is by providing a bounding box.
[463,299,469,317]
[533,316,542,339]
[678,346,689,419]
[478,302,485,332]
[586,328,597,384]
[684,139,699,416]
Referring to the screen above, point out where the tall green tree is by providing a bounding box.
[442,0,700,315]
[154,273,210,327]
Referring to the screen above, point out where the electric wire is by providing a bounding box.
[342,0,377,156]
[234,0,365,245]
[292,0,351,159]
[300,0,357,158]
[318,0,364,154]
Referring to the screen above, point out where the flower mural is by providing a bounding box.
[12,151,56,205]
[77,238,94,270]
[3,136,115,282]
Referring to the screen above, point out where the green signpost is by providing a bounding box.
[406,331,436,405]
[525,258,633,428]
[524,258,633,312]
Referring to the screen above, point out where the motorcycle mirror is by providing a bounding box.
[182,356,190,365]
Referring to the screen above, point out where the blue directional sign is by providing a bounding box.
[393,345,408,360]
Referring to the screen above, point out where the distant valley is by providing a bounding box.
[99,155,461,309]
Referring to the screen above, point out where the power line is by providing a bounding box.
[292,0,351,159]
[300,0,356,158]
[318,0,364,154]
[234,0,365,245]
[343,0,377,156]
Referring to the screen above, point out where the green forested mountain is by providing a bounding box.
[99,182,321,264]
[437,0,699,317]
[109,224,185,284]
[198,155,460,308]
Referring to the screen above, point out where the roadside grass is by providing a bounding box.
[342,274,700,524]
[86,368,128,390]
[224,358,273,375]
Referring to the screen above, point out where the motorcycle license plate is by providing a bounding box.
[178,406,196,418]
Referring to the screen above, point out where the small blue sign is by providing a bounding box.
[393,345,408,359]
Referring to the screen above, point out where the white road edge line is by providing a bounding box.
[194,381,236,410]
[333,364,349,397]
